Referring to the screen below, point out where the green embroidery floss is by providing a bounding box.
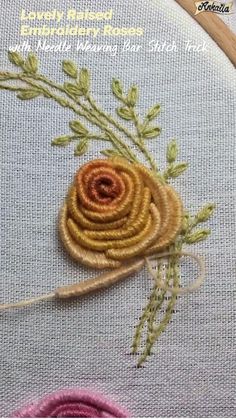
[0,52,215,366]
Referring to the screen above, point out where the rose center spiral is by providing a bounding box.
[87,171,123,205]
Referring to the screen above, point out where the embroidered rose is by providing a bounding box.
[59,158,183,269]
[13,389,129,418]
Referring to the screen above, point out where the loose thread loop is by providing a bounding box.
[0,252,205,311]
[145,251,205,295]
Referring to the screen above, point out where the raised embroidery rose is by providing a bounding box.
[13,389,129,418]
[59,157,183,269]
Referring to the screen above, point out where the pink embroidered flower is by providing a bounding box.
[12,389,130,418]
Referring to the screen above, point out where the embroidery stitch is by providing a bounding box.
[59,158,183,268]
[0,53,215,366]
[12,389,130,418]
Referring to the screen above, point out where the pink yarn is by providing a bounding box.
[12,389,130,418]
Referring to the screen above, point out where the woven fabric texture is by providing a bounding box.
[0,0,235,417]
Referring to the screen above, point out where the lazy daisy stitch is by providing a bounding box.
[0,52,215,366]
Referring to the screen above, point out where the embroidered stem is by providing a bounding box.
[131,109,159,172]
[146,261,173,337]
[137,253,179,366]
[0,259,145,311]
[0,252,205,311]
[131,250,177,362]
[0,85,32,93]
[131,264,165,354]
[137,269,179,367]
[85,93,158,172]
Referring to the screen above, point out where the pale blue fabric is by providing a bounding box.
[0,0,235,417]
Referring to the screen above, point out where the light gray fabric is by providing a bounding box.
[0,0,235,417]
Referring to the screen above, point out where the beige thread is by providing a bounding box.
[0,252,204,311]
[145,251,205,295]
[0,53,215,366]
[0,293,55,310]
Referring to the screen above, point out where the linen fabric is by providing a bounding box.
[0,0,235,416]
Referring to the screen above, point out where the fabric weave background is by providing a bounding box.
[0,0,235,417]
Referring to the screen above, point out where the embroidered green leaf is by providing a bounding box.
[181,213,191,234]
[23,53,38,74]
[142,126,161,139]
[185,229,211,244]
[167,140,178,163]
[62,60,78,79]
[64,82,83,96]
[57,97,68,107]
[116,107,133,120]
[69,120,88,137]
[17,89,41,100]
[78,68,90,94]
[8,51,24,67]
[195,204,216,223]
[165,162,188,178]
[51,135,72,146]
[112,79,123,100]
[101,149,122,158]
[146,104,161,121]
[0,72,14,81]
[74,138,88,156]
[42,90,52,99]
[127,86,138,107]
